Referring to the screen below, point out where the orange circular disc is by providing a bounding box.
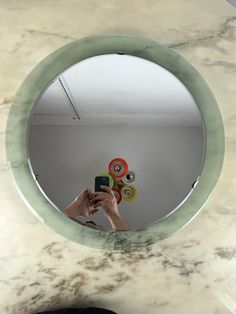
[108,157,128,179]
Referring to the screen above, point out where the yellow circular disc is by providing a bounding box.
[98,172,114,188]
[121,185,137,202]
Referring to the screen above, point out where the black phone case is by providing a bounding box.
[95,176,109,192]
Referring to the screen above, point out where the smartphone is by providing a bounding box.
[95,176,110,192]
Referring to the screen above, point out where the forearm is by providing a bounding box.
[64,203,78,218]
[107,214,129,231]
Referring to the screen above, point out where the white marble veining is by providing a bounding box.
[0,1,236,313]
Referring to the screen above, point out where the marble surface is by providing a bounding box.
[0,1,236,313]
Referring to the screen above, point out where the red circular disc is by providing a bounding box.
[113,189,122,204]
[108,157,128,179]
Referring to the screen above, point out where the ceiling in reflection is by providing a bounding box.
[32,54,202,127]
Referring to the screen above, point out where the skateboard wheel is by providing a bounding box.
[121,185,137,202]
[122,171,135,184]
[98,172,114,188]
[108,157,128,179]
[113,189,122,204]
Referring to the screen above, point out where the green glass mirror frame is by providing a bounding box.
[5,35,224,251]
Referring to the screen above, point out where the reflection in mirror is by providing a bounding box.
[27,54,205,231]
[226,0,236,8]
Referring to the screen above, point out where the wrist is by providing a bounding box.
[105,209,120,219]
[107,212,120,219]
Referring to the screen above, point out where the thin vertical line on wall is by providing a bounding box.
[58,76,81,120]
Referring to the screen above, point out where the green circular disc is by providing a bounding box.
[121,185,138,202]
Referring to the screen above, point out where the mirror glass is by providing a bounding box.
[27,54,205,230]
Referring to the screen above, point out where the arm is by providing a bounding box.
[106,213,129,231]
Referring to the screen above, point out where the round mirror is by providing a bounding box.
[27,53,205,230]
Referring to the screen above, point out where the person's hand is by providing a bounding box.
[64,188,98,218]
[93,186,129,231]
[93,186,119,218]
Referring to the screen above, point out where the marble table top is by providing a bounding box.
[0,1,236,313]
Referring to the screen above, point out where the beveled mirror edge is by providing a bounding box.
[5,35,225,251]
